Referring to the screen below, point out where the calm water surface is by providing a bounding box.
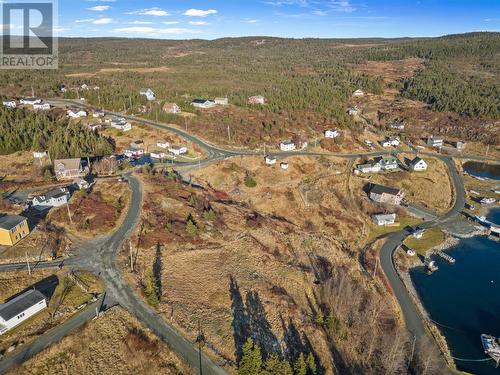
[463,161,500,181]
[410,217,500,374]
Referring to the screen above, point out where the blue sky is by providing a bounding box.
[50,0,500,39]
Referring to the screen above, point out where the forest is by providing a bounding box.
[0,107,114,159]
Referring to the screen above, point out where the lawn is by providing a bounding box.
[367,216,423,241]
[403,227,446,256]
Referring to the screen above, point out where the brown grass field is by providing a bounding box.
[9,308,188,375]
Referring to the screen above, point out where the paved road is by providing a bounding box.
[378,155,467,339]
[0,296,104,374]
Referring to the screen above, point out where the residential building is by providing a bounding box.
[59,85,67,93]
[85,123,102,131]
[357,161,381,174]
[191,99,216,109]
[427,136,444,148]
[157,140,170,149]
[413,228,425,239]
[389,121,405,130]
[53,158,85,180]
[214,97,229,105]
[130,140,144,150]
[67,110,87,118]
[369,184,405,205]
[93,111,105,118]
[30,187,70,209]
[139,88,156,101]
[0,215,29,246]
[33,103,50,110]
[353,89,365,97]
[347,106,360,116]
[20,98,42,105]
[150,151,166,159]
[324,129,339,139]
[280,141,296,152]
[372,213,397,226]
[280,162,289,170]
[409,157,428,172]
[162,103,181,114]
[124,149,144,158]
[2,101,16,109]
[455,141,467,151]
[265,155,276,165]
[33,151,48,159]
[379,156,399,171]
[168,146,188,156]
[110,120,132,132]
[381,137,400,147]
[81,84,89,90]
[248,95,265,105]
[0,289,47,334]
[73,178,90,190]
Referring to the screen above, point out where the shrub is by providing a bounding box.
[244,175,257,188]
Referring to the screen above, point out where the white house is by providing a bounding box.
[379,156,399,171]
[73,178,91,190]
[192,99,216,109]
[2,101,16,109]
[265,155,276,165]
[280,141,296,152]
[139,88,156,101]
[280,162,289,170]
[110,120,132,132]
[413,228,425,239]
[67,110,87,118]
[81,84,89,90]
[124,149,144,158]
[162,103,181,114]
[33,103,50,110]
[372,213,397,226]
[353,89,365,97]
[93,111,105,118]
[427,136,444,148]
[33,151,48,159]
[381,139,392,148]
[357,161,381,174]
[389,122,405,130]
[85,123,102,131]
[169,145,188,156]
[20,98,42,105]
[381,137,400,147]
[214,97,229,105]
[248,95,265,105]
[157,140,170,149]
[348,107,360,116]
[30,187,70,209]
[150,151,166,159]
[409,157,428,172]
[324,129,339,139]
[0,289,47,335]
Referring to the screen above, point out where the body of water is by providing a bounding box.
[410,216,500,374]
[463,161,500,181]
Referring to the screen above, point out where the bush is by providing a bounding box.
[244,175,257,188]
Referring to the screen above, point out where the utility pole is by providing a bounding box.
[31,86,35,98]
[66,202,73,224]
[129,242,134,272]
[98,93,101,106]
[408,334,417,369]
[25,252,31,276]
[196,320,205,375]
[227,125,231,141]
[263,143,266,156]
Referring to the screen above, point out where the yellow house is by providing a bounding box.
[0,215,29,246]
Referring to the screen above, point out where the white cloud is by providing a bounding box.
[128,21,154,25]
[87,5,110,11]
[183,9,217,17]
[244,19,259,24]
[327,1,356,12]
[127,7,170,17]
[163,21,179,25]
[93,18,113,24]
[75,18,95,23]
[189,21,209,26]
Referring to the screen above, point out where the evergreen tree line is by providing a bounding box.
[238,338,317,375]
[0,107,114,159]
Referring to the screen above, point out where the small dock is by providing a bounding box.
[435,251,456,264]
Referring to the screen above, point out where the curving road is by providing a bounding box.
[378,155,467,339]
[1,99,490,374]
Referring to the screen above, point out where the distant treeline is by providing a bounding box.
[0,108,114,159]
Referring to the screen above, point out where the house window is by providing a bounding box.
[17,312,25,319]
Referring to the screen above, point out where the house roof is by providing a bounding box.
[373,213,396,221]
[0,289,45,321]
[265,155,276,160]
[0,215,27,231]
[369,184,401,196]
[410,157,425,166]
[33,188,68,203]
[54,159,81,171]
[192,99,210,104]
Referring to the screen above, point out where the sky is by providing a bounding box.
[5,0,500,39]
